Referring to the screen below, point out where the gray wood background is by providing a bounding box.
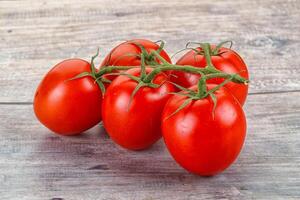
[0,0,300,199]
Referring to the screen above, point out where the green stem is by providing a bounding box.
[143,64,211,83]
[143,64,247,86]
[199,43,214,68]
[94,50,248,87]
[144,50,215,82]
[149,50,170,65]
[96,66,135,77]
[140,53,147,79]
[95,63,248,87]
[208,78,234,95]
[206,73,249,84]
[143,63,247,85]
[196,73,207,98]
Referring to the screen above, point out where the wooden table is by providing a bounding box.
[1,0,300,199]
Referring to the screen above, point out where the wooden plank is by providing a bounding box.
[0,0,300,102]
[0,92,299,199]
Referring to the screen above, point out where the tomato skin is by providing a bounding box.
[102,68,175,150]
[34,59,102,135]
[171,47,249,105]
[162,85,246,176]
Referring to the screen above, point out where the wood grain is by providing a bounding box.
[0,92,299,199]
[0,0,300,102]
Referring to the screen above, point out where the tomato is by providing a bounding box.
[102,68,175,150]
[100,39,171,81]
[101,39,171,67]
[162,84,246,176]
[34,59,102,135]
[171,46,249,105]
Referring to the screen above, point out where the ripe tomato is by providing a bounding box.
[171,46,249,105]
[162,85,246,176]
[101,39,171,67]
[102,68,175,150]
[34,59,102,135]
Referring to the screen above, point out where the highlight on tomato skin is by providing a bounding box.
[171,46,249,106]
[33,59,102,136]
[102,67,176,150]
[161,84,247,176]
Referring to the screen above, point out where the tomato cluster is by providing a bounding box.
[34,39,249,176]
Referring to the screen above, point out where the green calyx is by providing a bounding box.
[127,40,166,66]
[67,48,106,95]
[172,40,233,58]
[211,40,233,55]
[68,49,135,96]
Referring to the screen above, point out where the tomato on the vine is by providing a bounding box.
[162,84,246,176]
[171,46,249,105]
[102,68,175,150]
[34,59,102,135]
[101,39,171,67]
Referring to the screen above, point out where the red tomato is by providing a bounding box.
[171,46,249,105]
[162,85,246,176]
[100,39,172,82]
[34,59,102,135]
[101,39,171,67]
[102,68,175,150]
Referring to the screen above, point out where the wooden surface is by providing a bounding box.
[0,0,300,199]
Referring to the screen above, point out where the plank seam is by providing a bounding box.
[1,90,300,105]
